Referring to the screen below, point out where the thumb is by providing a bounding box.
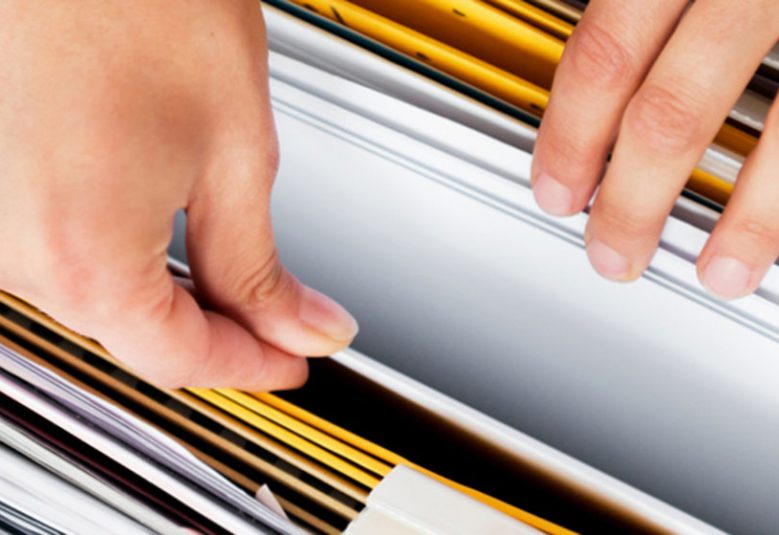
[6,248,310,392]
[185,148,358,358]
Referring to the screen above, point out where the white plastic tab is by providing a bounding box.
[345,465,543,535]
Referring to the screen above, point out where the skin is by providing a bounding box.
[0,1,358,391]
[532,0,779,300]
[1,1,776,390]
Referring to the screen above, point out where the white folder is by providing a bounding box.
[168,6,779,534]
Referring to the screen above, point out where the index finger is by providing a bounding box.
[531,0,687,215]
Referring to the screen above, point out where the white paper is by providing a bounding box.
[0,446,153,535]
[0,363,291,534]
[0,416,184,535]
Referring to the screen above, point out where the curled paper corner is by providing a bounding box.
[256,484,289,520]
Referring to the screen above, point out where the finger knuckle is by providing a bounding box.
[230,139,280,197]
[568,21,634,89]
[594,201,663,239]
[264,137,281,182]
[732,216,779,250]
[624,84,706,156]
[538,123,604,184]
[552,138,606,188]
[234,248,295,310]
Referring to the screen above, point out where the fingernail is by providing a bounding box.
[533,173,574,216]
[299,287,359,343]
[702,256,751,299]
[587,239,631,280]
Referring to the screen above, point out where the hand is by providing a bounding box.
[0,1,358,390]
[532,1,779,299]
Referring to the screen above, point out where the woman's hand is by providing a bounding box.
[532,0,779,299]
[0,0,357,390]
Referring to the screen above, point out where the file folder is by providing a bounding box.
[3,1,777,534]
[0,286,722,534]
[243,5,778,533]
